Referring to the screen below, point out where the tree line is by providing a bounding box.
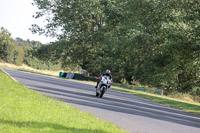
[0,27,24,66]
[29,0,200,94]
[0,27,61,71]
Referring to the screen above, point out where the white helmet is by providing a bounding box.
[106,70,111,74]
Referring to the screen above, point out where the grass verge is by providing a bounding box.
[0,70,127,133]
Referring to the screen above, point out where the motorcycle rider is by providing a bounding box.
[95,70,113,88]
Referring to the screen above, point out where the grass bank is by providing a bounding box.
[0,70,127,133]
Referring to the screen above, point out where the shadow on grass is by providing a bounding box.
[0,119,109,133]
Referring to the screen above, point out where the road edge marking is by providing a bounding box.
[1,68,18,82]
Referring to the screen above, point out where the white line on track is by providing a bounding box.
[1,68,18,82]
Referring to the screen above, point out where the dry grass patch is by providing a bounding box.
[0,63,60,76]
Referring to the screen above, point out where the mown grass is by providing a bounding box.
[0,70,127,133]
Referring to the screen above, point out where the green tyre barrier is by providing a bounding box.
[59,72,64,77]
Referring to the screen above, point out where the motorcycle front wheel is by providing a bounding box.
[99,86,106,98]
[96,92,99,97]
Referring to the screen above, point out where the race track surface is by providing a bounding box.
[3,68,200,133]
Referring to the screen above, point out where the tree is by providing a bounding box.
[125,0,200,92]
[0,27,25,65]
[31,0,126,73]
[31,0,200,93]
[0,27,12,61]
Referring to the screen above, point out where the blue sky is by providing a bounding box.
[0,0,56,44]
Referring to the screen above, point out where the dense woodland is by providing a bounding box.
[31,0,200,94]
[0,0,199,95]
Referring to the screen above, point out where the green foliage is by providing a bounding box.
[0,27,24,65]
[126,0,200,93]
[15,37,61,71]
[0,27,10,61]
[0,27,61,71]
[31,0,200,94]
[16,37,43,47]
[25,50,61,71]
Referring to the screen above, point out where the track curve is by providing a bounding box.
[3,68,200,133]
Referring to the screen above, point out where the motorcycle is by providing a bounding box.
[96,75,111,98]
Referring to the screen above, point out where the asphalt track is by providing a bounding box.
[3,68,200,133]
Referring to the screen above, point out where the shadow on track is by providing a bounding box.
[6,69,200,129]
